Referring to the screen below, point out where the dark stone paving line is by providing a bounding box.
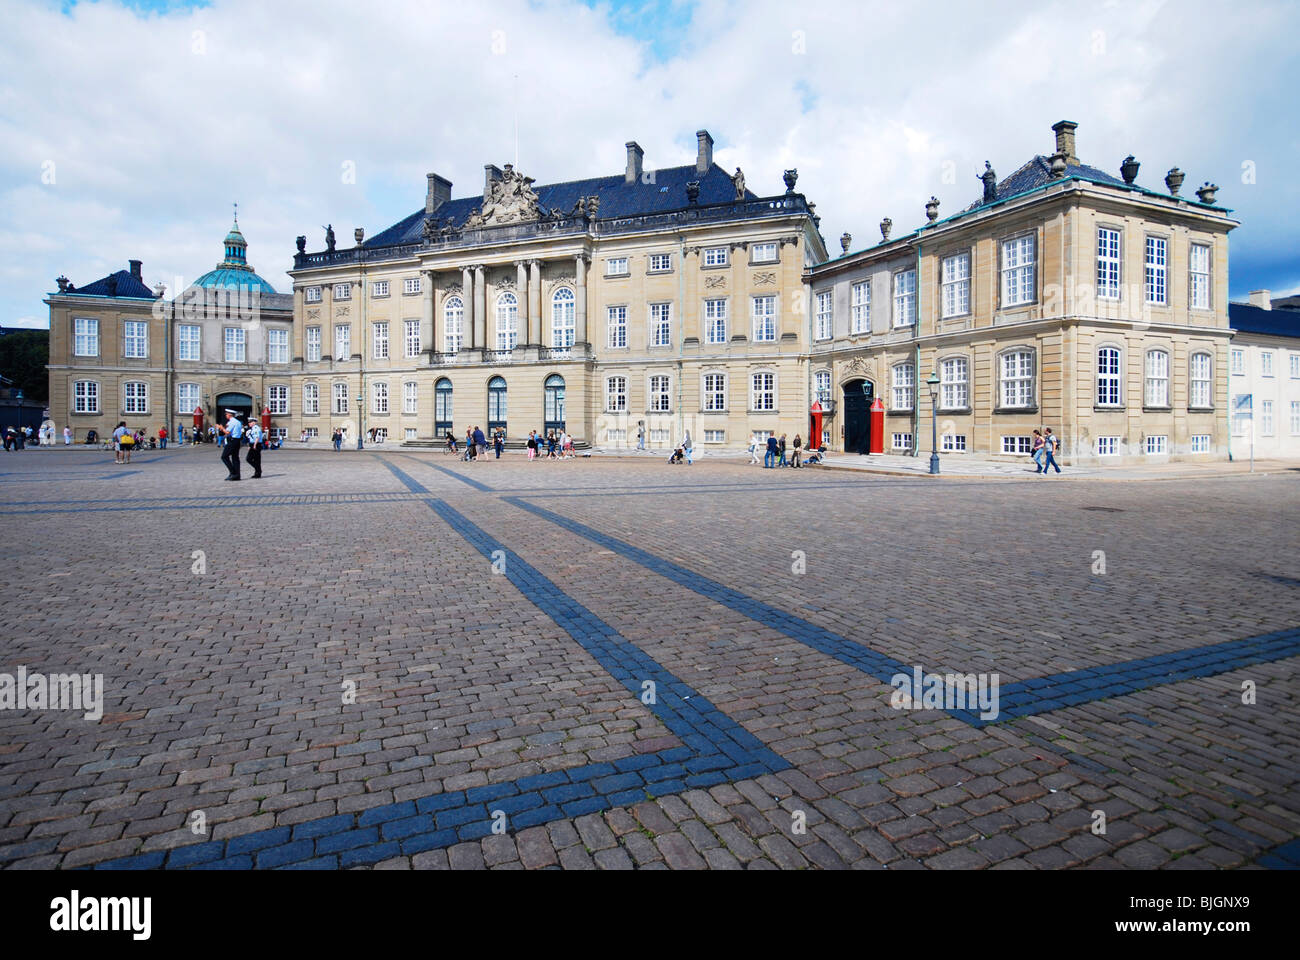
[1255,837,1300,869]
[399,454,495,492]
[505,496,1300,728]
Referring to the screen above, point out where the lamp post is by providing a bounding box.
[926,370,940,475]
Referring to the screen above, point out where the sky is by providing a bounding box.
[2,0,1298,329]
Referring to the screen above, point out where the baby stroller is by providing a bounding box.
[668,445,686,464]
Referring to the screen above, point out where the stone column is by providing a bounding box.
[474,264,488,351]
[575,254,588,347]
[461,265,475,351]
[421,270,435,358]
[516,261,530,348]
[529,260,543,347]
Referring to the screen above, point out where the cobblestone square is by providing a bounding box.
[0,445,1296,870]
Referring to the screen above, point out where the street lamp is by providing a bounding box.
[926,370,940,475]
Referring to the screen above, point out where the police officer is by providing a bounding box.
[219,410,243,480]
[245,417,264,479]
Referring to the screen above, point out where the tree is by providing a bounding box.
[0,330,50,402]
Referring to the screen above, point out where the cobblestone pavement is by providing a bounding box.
[0,444,1296,870]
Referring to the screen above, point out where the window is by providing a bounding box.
[303,382,319,416]
[332,382,349,414]
[751,372,775,411]
[1292,401,1300,435]
[649,374,671,412]
[372,322,389,359]
[305,286,322,304]
[606,257,628,276]
[74,318,99,357]
[306,326,321,362]
[1001,235,1036,307]
[1144,236,1167,304]
[268,328,289,364]
[435,379,453,428]
[404,277,421,295]
[372,428,387,442]
[1291,354,1300,379]
[177,382,199,414]
[403,381,418,415]
[1097,227,1122,300]
[851,281,871,333]
[404,428,417,440]
[649,429,670,444]
[1261,351,1274,377]
[999,350,1034,408]
[122,380,148,413]
[704,430,725,443]
[1002,436,1033,454]
[372,381,389,414]
[607,305,627,348]
[704,299,727,344]
[752,296,777,342]
[487,376,507,423]
[703,247,728,267]
[648,253,672,272]
[1096,436,1119,456]
[1097,347,1122,406]
[650,302,672,347]
[606,429,626,442]
[404,320,421,358]
[551,288,575,348]
[752,242,777,263]
[606,377,627,412]
[1190,352,1212,408]
[1190,243,1211,310]
[1145,435,1167,455]
[814,370,831,405]
[1191,434,1211,453]
[940,357,968,409]
[333,283,351,301]
[544,374,565,426]
[335,324,351,360]
[892,363,915,411]
[704,373,727,411]
[892,433,913,451]
[941,434,966,452]
[178,324,201,361]
[815,291,833,340]
[893,270,916,327]
[941,253,971,317]
[1260,400,1274,435]
[1144,350,1170,407]
[124,320,148,359]
[224,327,246,363]
[268,384,288,415]
[1231,349,1245,376]
[73,380,99,413]
[372,281,389,298]
[444,297,463,354]
[495,293,518,350]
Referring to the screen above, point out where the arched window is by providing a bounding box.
[1189,352,1213,408]
[1145,349,1170,407]
[444,296,463,354]
[434,378,453,435]
[545,374,566,432]
[496,293,518,351]
[1097,346,1122,407]
[487,376,507,428]
[551,288,575,348]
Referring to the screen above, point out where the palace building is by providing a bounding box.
[807,121,1239,464]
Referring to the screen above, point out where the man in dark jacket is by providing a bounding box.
[764,434,779,468]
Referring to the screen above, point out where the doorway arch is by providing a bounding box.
[434,378,453,438]
[487,376,507,434]
[544,374,565,434]
[842,378,874,455]
[215,392,253,423]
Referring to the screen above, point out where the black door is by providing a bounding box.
[842,379,872,455]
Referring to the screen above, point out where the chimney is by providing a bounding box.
[129,259,142,280]
[1248,290,1272,310]
[696,130,713,174]
[1051,121,1078,166]
[483,164,503,201]
[625,141,644,184]
[426,173,452,214]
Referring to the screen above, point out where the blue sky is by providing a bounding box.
[3,0,1298,329]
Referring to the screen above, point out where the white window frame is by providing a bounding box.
[814,370,831,406]
[1291,401,1300,436]
[268,328,289,364]
[372,381,389,414]
[372,280,390,298]
[403,277,421,295]
[551,288,576,348]
[335,324,351,361]
[444,297,463,354]
[704,299,727,344]
[1260,351,1274,377]
[178,324,201,362]
[1002,436,1033,455]
[333,283,351,301]
[1189,243,1211,310]
[1145,435,1168,455]
[1144,236,1167,305]
[752,295,777,342]
[892,433,913,451]
[1260,400,1274,435]
[606,257,629,277]
[648,253,672,272]
[372,322,389,360]
[939,356,968,410]
[305,286,322,304]
[649,374,671,413]
[306,326,321,363]
[303,382,320,416]
[751,242,778,263]
[268,384,289,415]
[703,247,728,267]
[332,382,349,414]
[1097,346,1122,407]
[607,305,628,349]
[177,382,200,415]
[1189,352,1213,408]
[999,349,1034,409]
[606,376,627,412]
[1230,348,1245,376]
[1145,349,1170,407]
[1096,436,1119,456]
[940,434,966,453]
[941,253,971,318]
[74,317,99,357]
[224,326,246,363]
[404,320,421,359]
[815,291,833,341]
[703,372,727,412]
[893,270,917,327]
[123,320,148,359]
[750,372,776,412]
[1097,227,1122,301]
[495,293,519,351]
[123,380,148,414]
[403,380,418,415]
[649,302,672,347]
[1000,234,1036,308]
[1191,434,1211,453]
[73,380,99,414]
[891,363,915,411]
[851,281,871,334]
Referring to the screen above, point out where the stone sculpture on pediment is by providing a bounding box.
[478,164,542,225]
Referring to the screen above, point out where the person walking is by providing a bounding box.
[777,434,787,467]
[245,417,264,479]
[636,424,646,451]
[219,410,243,480]
[1030,429,1045,473]
[791,434,803,468]
[472,425,487,461]
[682,432,693,465]
[494,429,504,459]
[158,425,168,450]
[63,426,72,446]
[1041,427,1062,475]
[764,434,779,469]
[527,431,537,461]
[747,433,760,465]
[111,421,129,463]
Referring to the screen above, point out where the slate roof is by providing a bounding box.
[66,269,156,299]
[1229,302,1300,339]
[365,162,752,249]
[968,155,1126,211]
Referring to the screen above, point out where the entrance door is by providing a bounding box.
[842,379,873,455]
[544,374,565,435]
[434,378,453,438]
[487,376,507,435]
[215,392,254,423]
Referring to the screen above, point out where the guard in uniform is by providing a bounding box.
[219,410,243,480]
[245,418,264,479]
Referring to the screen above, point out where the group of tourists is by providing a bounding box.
[749,433,825,468]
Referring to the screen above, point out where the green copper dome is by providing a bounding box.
[194,209,278,294]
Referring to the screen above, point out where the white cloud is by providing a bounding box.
[1,0,1297,326]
